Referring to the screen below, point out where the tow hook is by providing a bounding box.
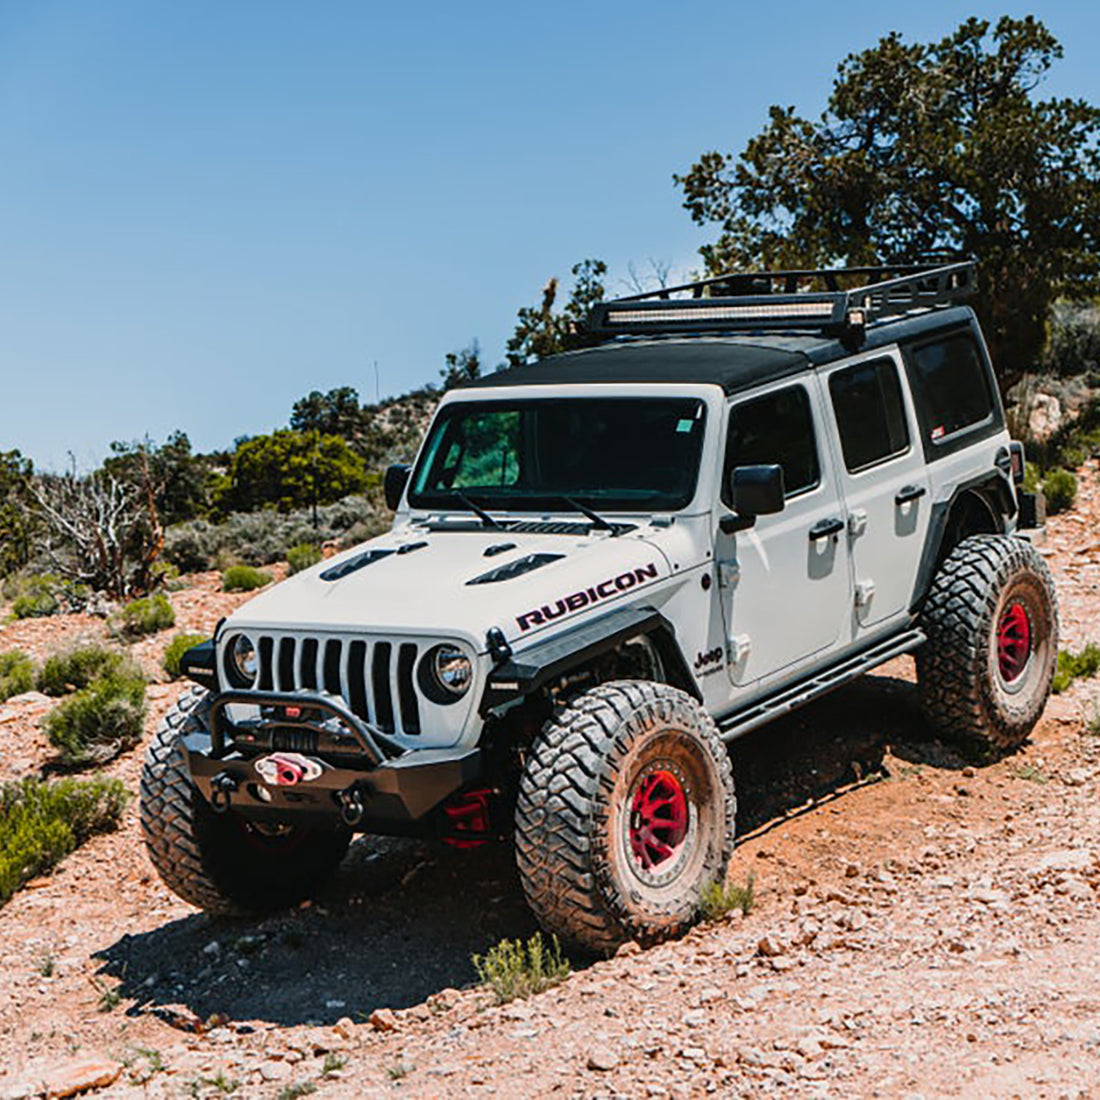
[338,785,367,827]
[210,771,239,814]
[255,752,324,787]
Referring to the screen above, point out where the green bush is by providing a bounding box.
[699,870,757,922]
[0,650,36,702]
[36,644,131,697]
[3,573,91,620]
[472,933,571,1004]
[286,544,323,575]
[42,669,147,765]
[223,565,272,592]
[162,633,209,679]
[0,776,129,907]
[115,592,175,637]
[1052,643,1100,694]
[164,497,384,573]
[1042,468,1078,515]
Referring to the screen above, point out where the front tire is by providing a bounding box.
[515,681,735,954]
[140,688,351,915]
[917,535,1058,753]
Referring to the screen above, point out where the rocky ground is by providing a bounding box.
[1,467,1099,1099]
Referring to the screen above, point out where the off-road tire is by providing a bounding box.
[917,534,1058,753]
[515,680,735,954]
[140,687,351,914]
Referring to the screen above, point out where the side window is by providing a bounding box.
[723,385,819,506]
[829,358,910,473]
[909,333,994,442]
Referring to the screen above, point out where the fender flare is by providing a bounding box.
[908,472,1016,614]
[480,605,699,715]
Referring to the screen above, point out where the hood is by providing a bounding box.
[225,521,683,650]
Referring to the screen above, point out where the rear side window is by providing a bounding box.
[829,358,910,473]
[909,333,994,443]
[723,385,819,504]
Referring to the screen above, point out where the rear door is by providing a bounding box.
[715,380,852,687]
[820,349,931,630]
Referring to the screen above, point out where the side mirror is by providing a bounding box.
[720,465,785,534]
[384,464,411,511]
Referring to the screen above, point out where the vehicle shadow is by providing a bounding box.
[94,664,968,1027]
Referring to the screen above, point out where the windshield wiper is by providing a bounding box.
[559,496,619,536]
[442,490,502,530]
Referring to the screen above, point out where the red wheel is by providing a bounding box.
[628,769,689,877]
[996,601,1031,684]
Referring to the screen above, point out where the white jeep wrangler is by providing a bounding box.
[142,263,1057,953]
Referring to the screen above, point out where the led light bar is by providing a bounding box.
[604,301,835,326]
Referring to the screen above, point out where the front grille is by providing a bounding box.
[248,634,422,735]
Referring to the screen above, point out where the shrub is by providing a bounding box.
[36,644,130,697]
[162,633,209,679]
[472,933,571,1004]
[0,775,129,907]
[42,669,147,765]
[163,496,384,572]
[699,871,756,922]
[286,544,323,575]
[1052,643,1100,694]
[1042,468,1077,515]
[114,592,175,637]
[0,650,36,702]
[223,565,271,592]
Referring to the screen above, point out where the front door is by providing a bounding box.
[716,381,852,687]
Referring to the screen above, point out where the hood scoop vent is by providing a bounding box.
[320,548,395,582]
[466,553,564,586]
[508,520,638,536]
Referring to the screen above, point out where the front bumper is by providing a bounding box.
[184,689,481,828]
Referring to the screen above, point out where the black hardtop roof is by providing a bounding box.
[466,305,977,397]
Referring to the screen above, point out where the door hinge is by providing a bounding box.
[855,580,876,609]
[848,509,868,537]
[717,559,740,589]
[726,634,752,664]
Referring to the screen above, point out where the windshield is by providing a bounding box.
[409,397,707,512]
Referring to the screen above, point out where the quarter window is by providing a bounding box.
[829,358,910,473]
[723,385,819,505]
[909,334,994,442]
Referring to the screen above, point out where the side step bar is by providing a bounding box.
[718,628,927,743]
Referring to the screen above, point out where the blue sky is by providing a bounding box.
[1,1,1098,469]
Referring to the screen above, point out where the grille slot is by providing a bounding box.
[372,643,395,733]
[250,634,426,737]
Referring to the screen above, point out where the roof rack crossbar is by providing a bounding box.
[588,261,976,340]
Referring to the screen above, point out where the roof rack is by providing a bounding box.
[586,261,976,342]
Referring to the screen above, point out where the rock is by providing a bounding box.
[844,863,860,878]
[770,955,796,972]
[42,1059,123,1098]
[681,1009,707,1028]
[428,988,463,1011]
[757,934,785,957]
[616,940,642,958]
[369,1008,399,1032]
[333,1017,355,1040]
[1028,392,1063,441]
[407,1004,431,1022]
[586,1046,620,1071]
[1031,849,1093,875]
[259,1061,290,1082]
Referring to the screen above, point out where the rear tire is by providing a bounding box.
[140,688,351,915]
[917,535,1058,753]
[515,681,735,954]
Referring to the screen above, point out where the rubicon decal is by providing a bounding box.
[516,563,660,632]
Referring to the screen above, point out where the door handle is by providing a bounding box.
[809,517,844,541]
[895,484,927,506]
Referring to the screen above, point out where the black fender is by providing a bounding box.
[180,639,218,691]
[480,605,699,714]
[908,472,1016,614]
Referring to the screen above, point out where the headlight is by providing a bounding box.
[419,644,473,703]
[227,634,258,687]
